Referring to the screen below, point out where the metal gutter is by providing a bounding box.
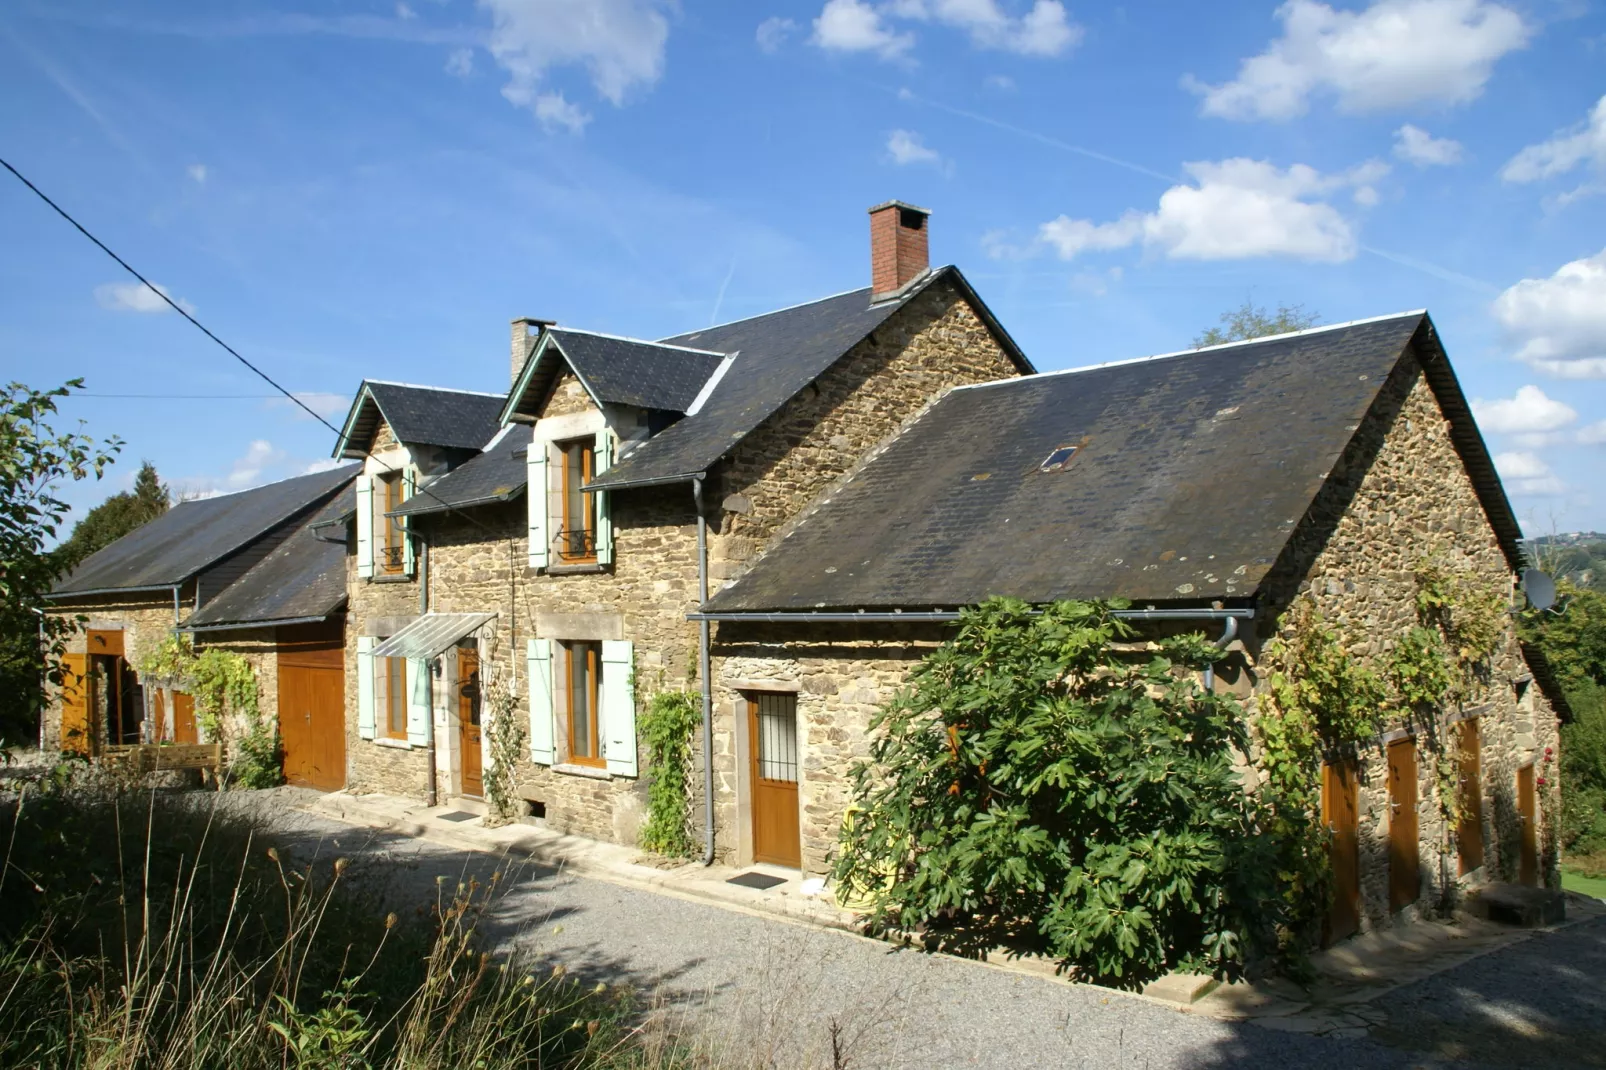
[687,607,1255,624]
[586,469,706,494]
[48,583,186,600]
[693,477,716,867]
[181,614,330,633]
[388,487,524,519]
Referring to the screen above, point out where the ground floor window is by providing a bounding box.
[375,654,408,740]
[563,639,602,766]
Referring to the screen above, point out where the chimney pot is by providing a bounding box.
[510,317,554,387]
[868,200,930,300]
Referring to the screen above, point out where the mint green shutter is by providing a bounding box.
[405,658,430,746]
[527,446,549,570]
[355,475,375,579]
[357,636,377,739]
[593,430,613,566]
[401,468,417,576]
[601,640,636,777]
[527,638,554,764]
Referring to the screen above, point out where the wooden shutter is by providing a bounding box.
[405,658,430,746]
[527,638,554,764]
[355,475,375,579]
[593,429,613,566]
[601,639,636,777]
[59,653,91,754]
[356,636,377,739]
[401,468,417,576]
[527,445,549,570]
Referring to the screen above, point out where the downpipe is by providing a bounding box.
[694,478,716,866]
[418,532,438,809]
[1202,615,1239,692]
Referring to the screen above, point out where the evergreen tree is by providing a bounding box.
[53,460,169,575]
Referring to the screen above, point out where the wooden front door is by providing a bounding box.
[1517,763,1539,887]
[1323,759,1362,945]
[1388,737,1420,912]
[458,645,483,797]
[1457,718,1485,875]
[748,693,801,868]
[172,692,197,745]
[59,653,91,754]
[276,623,346,791]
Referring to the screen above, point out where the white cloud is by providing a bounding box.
[1187,0,1529,121]
[1036,158,1385,263]
[269,392,351,422]
[812,0,1079,60]
[172,439,287,499]
[445,47,474,76]
[984,73,1015,91]
[1500,94,1606,185]
[886,129,941,166]
[480,0,668,126]
[302,458,348,475]
[94,281,194,314]
[1579,420,1606,446]
[1471,385,1578,447]
[396,2,416,18]
[756,16,797,53]
[886,0,1082,56]
[1494,450,1565,496]
[1394,124,1464,167]
[1492,248,1606,379]
[534,91,590,133]
[812,0,914,59]
[187,163,208,184]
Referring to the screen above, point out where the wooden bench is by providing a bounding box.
[102,743,224,778]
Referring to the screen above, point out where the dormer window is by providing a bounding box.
[556,438,597,564]
[377,471,408,573]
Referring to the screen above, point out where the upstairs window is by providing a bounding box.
[378,472,408,574]
[556,439,597,564]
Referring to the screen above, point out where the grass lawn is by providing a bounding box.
[1562,868,1606,901]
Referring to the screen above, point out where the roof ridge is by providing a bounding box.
[952,309,1429,394]
[550,326,729,358]
[364,379,507,398]
[662,283,875,341]
[169,463,356,506]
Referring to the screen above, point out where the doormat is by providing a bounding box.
[726,871,787,891]
[436,811,480,823]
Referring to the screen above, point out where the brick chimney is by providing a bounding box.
[869,200,930,300]
[510,317,554,386]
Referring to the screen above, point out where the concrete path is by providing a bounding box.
[248,789,1606,1068]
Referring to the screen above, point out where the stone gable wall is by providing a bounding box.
[343,545,432,797]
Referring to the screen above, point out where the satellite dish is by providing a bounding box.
[1522,568,1557,612]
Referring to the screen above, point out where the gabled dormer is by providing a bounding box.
[499,324,731,571]
[333,381,504,580]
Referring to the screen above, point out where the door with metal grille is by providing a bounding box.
[748,693,801,868]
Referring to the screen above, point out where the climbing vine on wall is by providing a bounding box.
[479,649,526,828]
[637,690,700,859]
[138,632,280,788]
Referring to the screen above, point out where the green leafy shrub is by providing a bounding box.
[139,633,282,788]
[638,691,700,859]
[832,598,1279,988]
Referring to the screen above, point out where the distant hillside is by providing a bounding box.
[1530,532,1606,548]
[1524,535,1606,592]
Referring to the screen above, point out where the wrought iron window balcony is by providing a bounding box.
[380,544,407,573]
[554,527,597,563]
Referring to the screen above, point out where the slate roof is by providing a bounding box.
[500,329,727,421]
[388,424,532,518]
[52,465,357,597]
[184,488,353,630]
[588,266,1032,491]
[705,312,1520,612]
[335,381,505,459]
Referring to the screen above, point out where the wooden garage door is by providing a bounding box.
[277,622,346,791]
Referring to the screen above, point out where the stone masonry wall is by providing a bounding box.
[406,281,1023,848]
[344,547,432,797]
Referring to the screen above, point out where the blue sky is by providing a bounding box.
[3,0,1604,536]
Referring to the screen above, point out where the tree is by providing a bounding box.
[1522,584,1606,860]
[0,381,121,747]
[832,598,1280,988]
[52,460,169,576]
[1195,301,1320,348]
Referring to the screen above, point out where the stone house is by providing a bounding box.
[352,201,1033,845]
[698,311,1571,934]
[44,465,354,784]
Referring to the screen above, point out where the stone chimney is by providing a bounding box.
[869,200,930,300]
[510,317,554,386]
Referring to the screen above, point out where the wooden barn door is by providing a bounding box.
[59,653,91,754]
[1457,718,1485,875]
[277,622,346,791]
[748,693,801,868]
[172,693,198,744]
[457,645,483,797]
[1517,763,1539,887]
[1323,759,1361,945]
[1388,738,1420,912]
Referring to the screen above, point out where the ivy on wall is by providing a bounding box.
[480,652,527,828]
[138,633,280,788]
[637,691,700,859]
